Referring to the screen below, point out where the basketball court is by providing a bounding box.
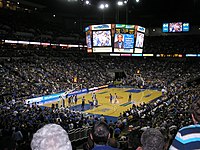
[43,87,162,117]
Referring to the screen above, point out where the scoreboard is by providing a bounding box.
[85,24,145,54]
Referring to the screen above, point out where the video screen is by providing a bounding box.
[114,34,134,49]
[183,23,189,32]
[114,24,135,53]
[93,30,111,47]
[162,23,169,32]
[86,34,92,49]
[169,22,182,32]
[85,24,145,53]
[135,32,144,48]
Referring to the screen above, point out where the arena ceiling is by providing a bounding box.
[17,0,200,26]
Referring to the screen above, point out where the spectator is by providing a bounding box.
[12,127,23,147]
[137,128,165,150]
[114,126,121,139]
[31,124,72,150]
[90,121,119,150]
[169,99,200,150]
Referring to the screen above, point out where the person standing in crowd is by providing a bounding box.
[31,124,72,150]
[136,128,165,150]
[90,121,119,150]
[12,127,23,148]
[114,126,121,139]
[169,99,200,150]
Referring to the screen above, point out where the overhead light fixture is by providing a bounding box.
[136,0,140,3]
[99,3,109,9]
[99,4,105,9]
[124,0,128,4]
[85,0,90,5]
[117,1,123,6]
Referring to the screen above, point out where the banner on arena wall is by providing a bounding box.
[42,92,64,101]
[25,89,88,104]
[26,97,43,104]
[68,88,88,97]
[88,85,108,91]
[88,87,99,91]
[97,85,108,89]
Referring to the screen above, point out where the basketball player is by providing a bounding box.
[74,94,78,105]
[92,92,96,101]
[114,93,118,104]
[72,95,75,105]
[128,93,132,102]
[68,96,71,107]
[94,98,98,107]
[81,96,85,110]
[109,93,113,104]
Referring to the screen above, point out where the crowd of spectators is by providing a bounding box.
[118,61,200,149]
[144,35,200,54]
[1,49,200,149]
[1,8,200,150]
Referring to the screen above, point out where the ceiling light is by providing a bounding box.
[136,0,140,3]
[124,0,128,4]
[105,4,109,8]
[85,0,90,5]
[99,4,105,9]
[117,1,123,6]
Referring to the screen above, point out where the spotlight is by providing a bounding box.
[136,0,140,2]
[85,0,90,5]
[105,4,109,8]
[99,4,105,9]
[124,0,128,4]
[117,1,123,6]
